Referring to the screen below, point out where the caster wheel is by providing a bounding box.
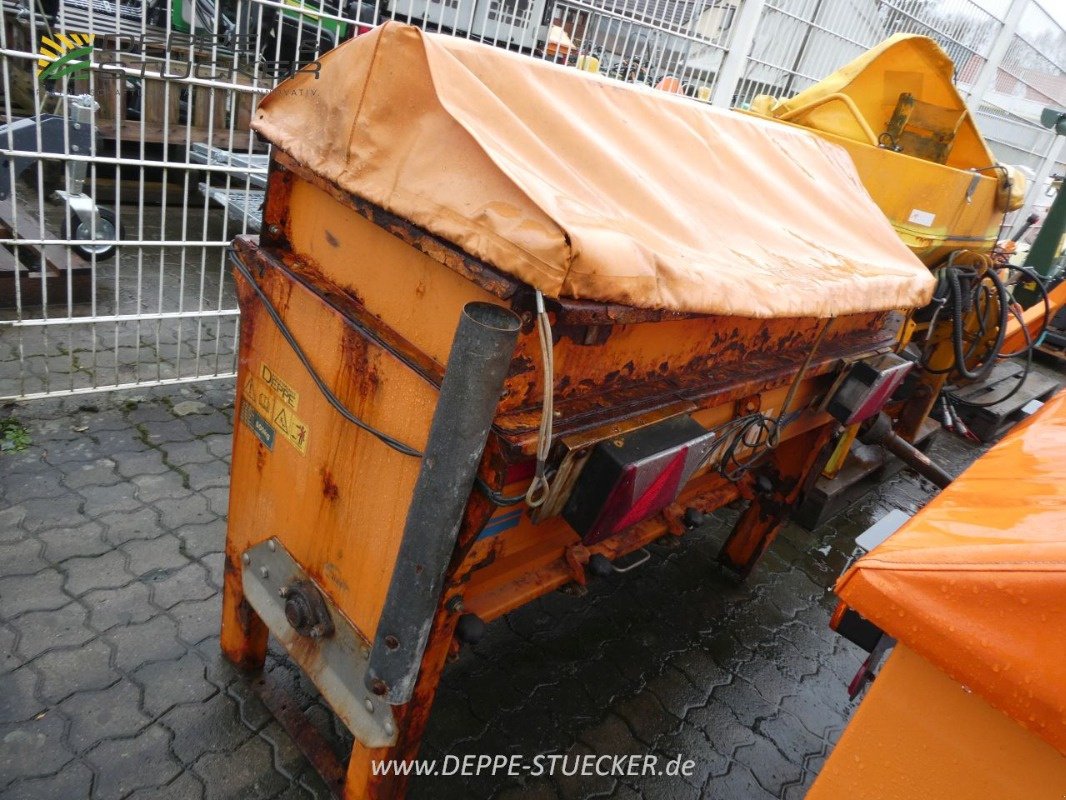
[70,206,123,261]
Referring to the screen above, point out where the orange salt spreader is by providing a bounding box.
[220,23,933,798]
[819,388,1066,798]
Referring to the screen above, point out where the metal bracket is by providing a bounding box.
[241,538,398,748]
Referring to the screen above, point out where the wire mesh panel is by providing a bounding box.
[541,0,738,100]
[735,0,1003,108]
[0,0,1062,400]
[970,0,1066,174]
[0,1,283,399]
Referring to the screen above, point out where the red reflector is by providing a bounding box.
[605,450,687,534]
[563,415,717,544]
[827,354,913,426]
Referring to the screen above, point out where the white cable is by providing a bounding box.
[525,290,554,507]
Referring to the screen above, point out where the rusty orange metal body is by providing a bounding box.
[1001,277,1066,355]
[219,148,910,798]
[218,24,937,798]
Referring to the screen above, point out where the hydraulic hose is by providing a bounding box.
[949,265,1008,382]
[922,253,1010,382]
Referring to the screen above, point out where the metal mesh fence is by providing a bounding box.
[0,0,1063,399]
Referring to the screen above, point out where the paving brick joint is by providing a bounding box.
[0,376,1022,799]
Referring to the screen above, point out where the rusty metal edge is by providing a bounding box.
[250,670,349,799]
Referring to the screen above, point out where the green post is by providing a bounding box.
[1013,109,1066,308]
[1014,179,1065,307]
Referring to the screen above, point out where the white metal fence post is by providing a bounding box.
[965,0,1029,109]
[1014,133,1065,237]
[709,0,767,108]
[2,0,1063,401]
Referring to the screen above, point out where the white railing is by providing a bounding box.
[1,0,1062,400]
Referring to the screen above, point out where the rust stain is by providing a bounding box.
[340,326,380,397]
[320,467,340,501]
[507,354,536,377]
[232,235,445,389]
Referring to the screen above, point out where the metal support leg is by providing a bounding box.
[344,608,460,799]
[221,549,269,671]
[718,425,834,577]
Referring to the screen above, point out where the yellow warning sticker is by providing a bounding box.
[260,363,299,410]
[243,365,309,454]
[271,404,309,454]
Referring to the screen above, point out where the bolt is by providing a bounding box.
[278,586,290,598]
[242,553,251,566]
[259,566,269,579]
[384,634,400,650]
[71,145,79,152]
[268,539,276,552]
[445,595,464,613]
[73,123,81,130]
[364,698,374,714]
[360,645,370,660]
[309,626,322,639]
[370,679,388,696]
[384,721,395,736]
[268,224,279,235]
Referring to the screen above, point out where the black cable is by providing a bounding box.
[971,164,1015,242]
[475,476,527,507]
[229,250,423,459]
[923,259,1009,381]
[946,303,1033,409]
[958,266,1008,381]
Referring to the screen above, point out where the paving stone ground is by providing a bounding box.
[0,369,1060,799]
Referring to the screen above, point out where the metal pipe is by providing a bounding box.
[859,413,953,490]
[366,301,521,704]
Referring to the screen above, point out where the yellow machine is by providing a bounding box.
[752,35,1029,441]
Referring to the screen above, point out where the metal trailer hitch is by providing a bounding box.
[859,412,953,489]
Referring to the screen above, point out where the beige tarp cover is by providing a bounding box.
[253,23,934,318]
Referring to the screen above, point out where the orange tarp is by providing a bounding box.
[837,389,1066,755]
[252,23,933,319]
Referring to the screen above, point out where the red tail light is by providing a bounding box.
[563,416,716,544]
